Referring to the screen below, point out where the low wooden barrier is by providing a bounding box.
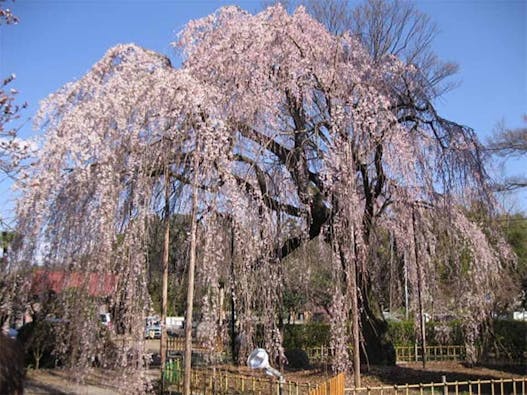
[395,345,465,363]
[309,373,345,395]
[307,346,334,363]
[306,345,466,364]
[345,377,527,395]
[164,364,343,395]
[166,337,208,352]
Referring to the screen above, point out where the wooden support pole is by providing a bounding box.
[160,168,170,388]
[183,153,200,395]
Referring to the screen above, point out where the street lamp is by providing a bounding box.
[247,348,284,394]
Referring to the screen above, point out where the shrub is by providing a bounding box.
[0,333,25,395]
[490,319,527,360]
[284,348,310,370]
[17,320,59,369]
[386,320,415,346]
[283,323,330,349]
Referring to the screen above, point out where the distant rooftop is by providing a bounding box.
[31,269,118,298]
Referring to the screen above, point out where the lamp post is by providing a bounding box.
[247,348,284,395]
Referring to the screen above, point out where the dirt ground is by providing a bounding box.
[358,361,526,388]
[23,340,526,394]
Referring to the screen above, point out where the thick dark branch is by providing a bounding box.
[493,178,527,192]
[231,173,304,218]
[236,123,290,164]
[373,144,385,199]
[359,162,374,241]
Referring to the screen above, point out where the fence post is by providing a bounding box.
[442,375,447,395]
[415,343,418,362]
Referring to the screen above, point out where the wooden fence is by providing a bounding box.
[306,346,335,363]
[167,340,523,366]
[309,373,345,395]
[395,345,465,363]
[166,337,209,352]
[345,377,527,395]
[306,345,466,364]
[164,363,345,395]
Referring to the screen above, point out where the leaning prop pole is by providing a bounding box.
[412,205,427,369]
[183,153,200,395]
[350,241,361,387]
[160,168,171,389]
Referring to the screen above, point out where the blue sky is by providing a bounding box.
[0,0,525,224]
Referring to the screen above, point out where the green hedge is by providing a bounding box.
[283,323,330,349]
[386,320,415,346]
[491,319,527,359]
[385,320,464,346]
[280,319,525,358]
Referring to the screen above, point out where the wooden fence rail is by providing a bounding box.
[395,345,465,363]
[164,364,339,394]
[166,337,208,352]
[306,345,467,364]
[167,340,523,366]
[309,373,345,395]
[345,377,527,395]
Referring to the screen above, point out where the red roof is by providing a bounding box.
[32,269,118,298]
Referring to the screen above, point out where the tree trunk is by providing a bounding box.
[359,286,396,366]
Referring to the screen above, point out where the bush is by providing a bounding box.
[386,320,415,346]
[0,333,25,394]
[17,320,59,369]
[490,319,527,360]
[283,323,330,349]
[386,319,464,346]
[427,320,464,346]
[284,348,310,369]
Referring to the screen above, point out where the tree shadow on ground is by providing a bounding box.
[24,379,70,395]
[360,362,525,393]
[472,363,526,376]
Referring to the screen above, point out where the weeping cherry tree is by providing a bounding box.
[8,3,515,389]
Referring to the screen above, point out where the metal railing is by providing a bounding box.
[345,377,527,395]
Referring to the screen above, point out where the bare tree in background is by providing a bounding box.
[0,1,30,178]
[487,117,527,191]
[304,0,459,96]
